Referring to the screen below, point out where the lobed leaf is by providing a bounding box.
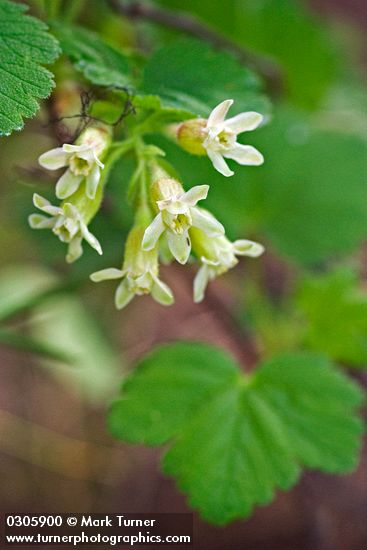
[108,342,364,524]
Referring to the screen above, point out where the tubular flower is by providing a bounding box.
[142,177,224,264]
[203,99,264,176]
[176,100,264,177]
[38,126,111,200]
[90,227,174,310]
[28,191,102,263]
[191,226,264,302]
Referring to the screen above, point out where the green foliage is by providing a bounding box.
[140,38,270,118]
[0,0,60,136]
[247,109,367,264]
[108,342,364,524]
[298,269,367,367]
[53,23,133,88]
[157,0,338,108]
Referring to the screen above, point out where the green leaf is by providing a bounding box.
[140,38,270,118]
[156,0,338,108]
[53,22,132,88]
[0,0,60,135]
[133,94,197,126]
[108,343,364,524]
[297,269,367,367]
[245,108,367,264]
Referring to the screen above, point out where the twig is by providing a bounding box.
[109,0,282,89]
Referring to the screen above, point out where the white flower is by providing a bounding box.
[203,99,264,177]
[38,127,109,200]
[90,227,173,309]
[29,193,102,263]
[192,233,264,302]
[142,179,224,264]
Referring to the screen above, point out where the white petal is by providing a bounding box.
[38,147,69,170]
[157,199,189,216]
[63,203,81,220]
[63,143,90,153]
[193,264,210,303]
[93,149,105,169]
[80,223,102,255]
[142,214,165,250]
[181,185,209,206]
[28,214,55,229]
[151,274,174,305]
[77,148,95,162]
[61,216,79,240]
[56,169,83,199]
[207,99,233,128]
[90,268,124,282]
[33,193,62,216]
[66,237,83,263]
[233,239,265,257]
[86,164,101,199]
[167,231,191,264]
[191,208,225,237]
[224,143,264,166]
[224,112,263,134]
[206,149,234,177]
[115,279,134,310]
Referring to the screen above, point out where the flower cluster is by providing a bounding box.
[90,168,264,307]
[29,100,265,309]
[29,125,111,263]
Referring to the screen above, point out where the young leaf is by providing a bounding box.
[53,23,133,88]
[0,0,60,136]
[108,342,364,524]
[140,38,270,118]
[297,269,367,367]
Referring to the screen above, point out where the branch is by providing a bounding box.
[109,0,282,89]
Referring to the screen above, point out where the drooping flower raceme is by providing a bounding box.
[176,99,264,177]
[90,227,173,309]
[190,225,264,302]
[38,126,111,200]
[142,177,224,264]
[28,190,102,264]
